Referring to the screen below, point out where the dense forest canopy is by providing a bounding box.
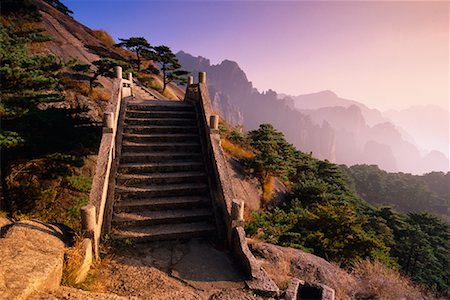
[242,124,450,295]
[342,164,450,222]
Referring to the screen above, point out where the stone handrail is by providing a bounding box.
[81,66,132,260]
[184,73,242,244]
[185,73,280,296]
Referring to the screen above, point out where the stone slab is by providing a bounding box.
[0,220,66,300]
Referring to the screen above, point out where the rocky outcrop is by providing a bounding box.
[247,239,356,299]
[177,51,336,161]
[0,220,67,300]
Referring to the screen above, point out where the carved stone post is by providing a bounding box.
[231,200,245,228]
[114,66,122,79]
[198,72,207,84]
[81,204,98,259]
[209,114,219,133]
[103,112,114,133]
[187,76,194,86]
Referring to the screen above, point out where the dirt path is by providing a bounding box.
[88,238,261,299]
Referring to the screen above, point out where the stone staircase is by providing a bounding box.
[111,100,216,242]
[132,84,157,100]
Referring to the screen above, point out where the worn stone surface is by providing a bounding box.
[91,239,249,299]
[285,278,303,300]
[0,220,66,300]
[29,286,132,300]
[0,217,13,236]
[226,157,262,212]
[248,239,355,299]
[231,227,279,298]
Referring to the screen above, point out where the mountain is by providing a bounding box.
[177,51,337,161]
[178,51,449,174]
[384,105,449,156]
[282,90,388,126]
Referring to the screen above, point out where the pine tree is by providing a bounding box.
[114,37,151,72]
[72,58,127,90]
[152,45,189,92]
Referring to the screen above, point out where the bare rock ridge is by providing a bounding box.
[176,51,337,162]
[111,95,217,242]
[177,51,449,174]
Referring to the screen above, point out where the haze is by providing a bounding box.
[66,0,449,112]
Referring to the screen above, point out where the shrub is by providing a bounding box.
[221,138,254,160]
[92,29,115,46]
[352,259,427,299]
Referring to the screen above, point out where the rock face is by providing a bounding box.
[177,51,449,174]
[247,239,356,299]
[177,51,336,161]
[0,220,67,300]
[0,217,13,237]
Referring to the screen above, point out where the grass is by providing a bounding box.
[351,259,429,300]
[62,236,87,287]
[62,236,110,290]
[262,176,273,203]
[66,175,92,192]
[67,196,89,219]
[221,138,254,160]
[90,88,110,102]
[92,29,115,46]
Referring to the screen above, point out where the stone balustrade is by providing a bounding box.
[81,66,132,260]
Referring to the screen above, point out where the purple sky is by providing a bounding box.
[65,0,449,111]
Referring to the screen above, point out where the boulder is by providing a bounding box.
[0,220,66,300]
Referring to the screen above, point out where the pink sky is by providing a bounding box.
[68,0,449,111]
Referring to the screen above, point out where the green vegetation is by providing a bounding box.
[152,45,189,92]
[66,175,92,193]
[114,37,151,72]
[243,124,450,295]
[0,4,100,231]
[342,164,450,222]
[115,36,189,91]
[72,58,127,89]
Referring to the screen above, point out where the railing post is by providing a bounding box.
[81,204,98,260]
[198,72,206,84]
[187,76,194,86]
[209,114,219,133]
[115,66,122,79]
[103,112,114,133]
[231,200,245,228]
[127,72,133,82]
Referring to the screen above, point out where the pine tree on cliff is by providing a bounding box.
[151,45,189,92]
[115,37,151,72]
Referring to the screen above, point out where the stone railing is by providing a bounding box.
[184,73,280,297]
[81,66,133,260]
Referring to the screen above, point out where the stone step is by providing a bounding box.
[124,125,198,134]
[114,196,211,212]
[115,182,209,198]
[121,142,201,153]
[112,208,213,227]
[111,222,215,242]
[124,118,197,126]
[126,110,196,119]
[120,152,202,163]
[117,171,207,186]
[122,133,199,143]
[127,103,194,112]
[118,161,204,174]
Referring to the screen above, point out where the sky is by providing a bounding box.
[64,0,449,111]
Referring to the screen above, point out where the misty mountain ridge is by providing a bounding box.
[177,51,449,174]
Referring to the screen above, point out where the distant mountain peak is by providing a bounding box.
[316,90,338,98]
